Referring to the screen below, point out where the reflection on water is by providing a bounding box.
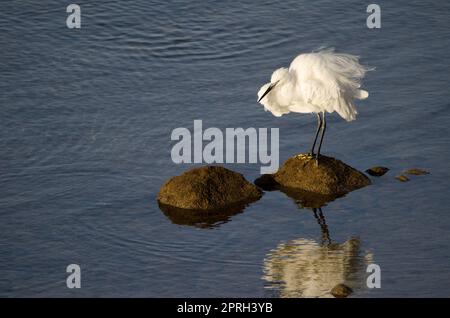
[279,186,343,209]
[312,208,331,246]
[254,174,346,209]
[263,187,374,297]
[158,202,247,228]
[263,235,373,298]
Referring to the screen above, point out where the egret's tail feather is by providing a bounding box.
[356,89,369,100]
[335,96,357,122]
[311,50,370,121]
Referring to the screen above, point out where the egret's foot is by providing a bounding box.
[315,155,321,166]
[296,153,315,161]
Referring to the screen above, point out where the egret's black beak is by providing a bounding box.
[258,82,278,103]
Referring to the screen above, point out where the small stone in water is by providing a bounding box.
[404,168,430,175]
[365,166,389,177]
[330,284,353,298]
[395,175,410,182]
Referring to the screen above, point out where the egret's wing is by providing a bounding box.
[297,79,339,113]
[298,78,358,121]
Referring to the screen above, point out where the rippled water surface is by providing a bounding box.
[1,0,450,297]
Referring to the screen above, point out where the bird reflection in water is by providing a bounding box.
[262,188,374,298]
[312,207,331,246]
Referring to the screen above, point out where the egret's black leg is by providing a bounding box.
[316,112,326,160]
[310,113,322,157]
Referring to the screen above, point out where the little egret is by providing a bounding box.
[257,48,371,160]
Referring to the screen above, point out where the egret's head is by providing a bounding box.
[270,67,289,84]
[258,67,288,103]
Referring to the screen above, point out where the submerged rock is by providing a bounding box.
[331,283,353,298]
[404,168,430,175]
[158,166,262,210]
[395,175,410,182]
[268,154,371,196]
[366,166,389,177]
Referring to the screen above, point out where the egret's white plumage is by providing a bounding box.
[263,237,374,297]
[257,48,371,158]
[257,48,370,121]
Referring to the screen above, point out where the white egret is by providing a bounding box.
[257,48,371,160]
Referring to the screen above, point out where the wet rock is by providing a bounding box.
[158,166,262,210]
[331,283,353,298]
[404,168,430,175]
[395,175,410,182]
[365,166,389,177]
[271,154,371,196]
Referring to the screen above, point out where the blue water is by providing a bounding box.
[1,0,450,297]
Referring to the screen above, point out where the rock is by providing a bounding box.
[271,154,371,196]
[366,166,389,177]
[404,168,430,175]
[395,175,410,182]
[254,174,278,191]
[158,166,262,210]
[331,283,353,298]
